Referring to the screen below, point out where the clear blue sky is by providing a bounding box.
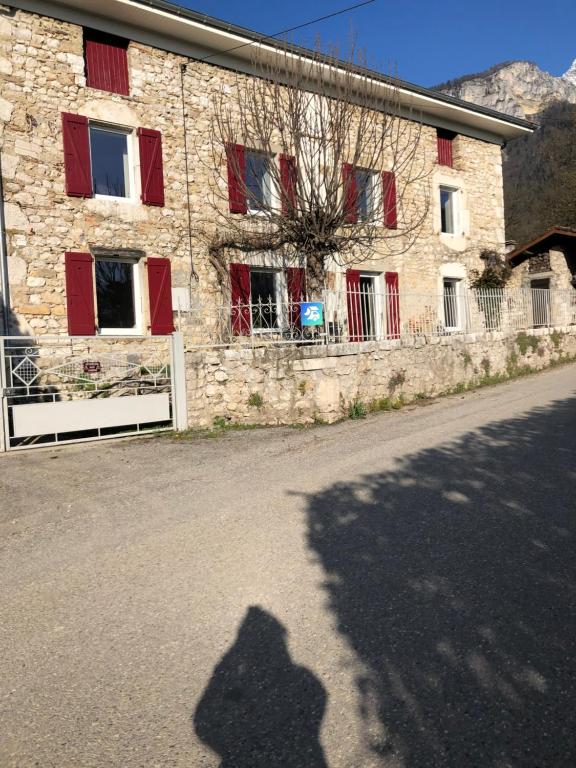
[171,0,576,86]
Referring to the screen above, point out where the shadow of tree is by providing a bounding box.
[194,606,328,768]
[306,396,576,767]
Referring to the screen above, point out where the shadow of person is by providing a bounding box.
[194,606,328,768]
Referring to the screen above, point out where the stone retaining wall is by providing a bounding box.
[185,328,576,427]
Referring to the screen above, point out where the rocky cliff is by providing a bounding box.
[434,60,576,245]
[435,60,576,119]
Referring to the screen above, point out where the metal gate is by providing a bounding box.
[0,334,178,450]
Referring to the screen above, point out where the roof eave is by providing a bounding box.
[12,0,535,140]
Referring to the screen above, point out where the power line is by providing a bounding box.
[197,0,376,63]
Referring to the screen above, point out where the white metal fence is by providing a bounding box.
[181,287,576,348]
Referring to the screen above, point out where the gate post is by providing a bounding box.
[0,337,7,451]
[171,331,188,432]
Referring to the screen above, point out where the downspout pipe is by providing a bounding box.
[0,149,10,335]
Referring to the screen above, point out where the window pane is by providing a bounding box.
[90,127,129,197]
[356,171,371,221]
[96,260,135,329]
[443,279,458,328]
[250,270,278,329]
[246,152,268,210]
[440,188,454,234]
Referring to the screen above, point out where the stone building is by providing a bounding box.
[507,227,576,329]
[508,226,576,292]
[0,0,533,340]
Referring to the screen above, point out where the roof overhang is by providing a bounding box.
[12,0,536,143]
[508,227,576,265]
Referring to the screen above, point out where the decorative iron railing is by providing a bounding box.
[180,287,576,348]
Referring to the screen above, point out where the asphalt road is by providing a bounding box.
[1,365,576,768]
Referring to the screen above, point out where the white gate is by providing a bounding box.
[0,334,183,450]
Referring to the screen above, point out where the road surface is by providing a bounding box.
[2,365,576,767]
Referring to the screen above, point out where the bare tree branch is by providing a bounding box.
[195,40,431,296]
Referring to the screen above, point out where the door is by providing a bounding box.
[531,278,550,328]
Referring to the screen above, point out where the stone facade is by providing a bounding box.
[509,247,575,291]
[186,327,576,427]
[0,4,193,335]
[0,3,513,338]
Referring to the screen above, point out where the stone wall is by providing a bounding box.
[0,4,508,337]
[0,5,193,335]
[185,328,576,427]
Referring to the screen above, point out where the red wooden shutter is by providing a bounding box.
[285,266,306,329]
[437,129,455,167]
[280,154,297,216]
[138,128,165,206]
[62,113,92,198]
[65,252,95,335]
[84,28,129,96]
[226,143,247,214]
[230,263,251,335]
[346,269,362,342]
[382,171,398,229]
[385,271,400,339]
[147,257,174,335]
[342,163,358,224]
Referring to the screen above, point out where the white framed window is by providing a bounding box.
[355,169,379,222]
[95,257,142,335]
[245,149,275,213]
[250,267,283,331]
[89,123,133,201]
[443,277,461,330]
[440,185,458,235]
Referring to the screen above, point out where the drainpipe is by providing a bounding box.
[0,149,10,335]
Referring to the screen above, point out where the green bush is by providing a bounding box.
[516,332,539,355]
[506,352,519,375]
[550,330,564,350]
[248,392,264,408]
[348,400,367,420]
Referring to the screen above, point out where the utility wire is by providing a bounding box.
[197,0,376,63]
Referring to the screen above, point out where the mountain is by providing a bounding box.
[434,61,576,245]
[434,60,576,119]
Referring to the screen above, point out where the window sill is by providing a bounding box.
[246,209,274,218]
[94,194,136,204]
[98,327,142,336]
[85,83,131,98]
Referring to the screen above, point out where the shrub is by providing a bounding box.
[550,330,564,350]
[506,352,518,375]
[388,369,406,390]
[469,250,512,289]
[369,397,393,412]
[348,400,367,420]
[516,332,539,355]
[248,392,264,408]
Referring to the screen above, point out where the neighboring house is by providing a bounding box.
[0,0,533,342]
[508,227,576,291]
[508,227,576,328]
